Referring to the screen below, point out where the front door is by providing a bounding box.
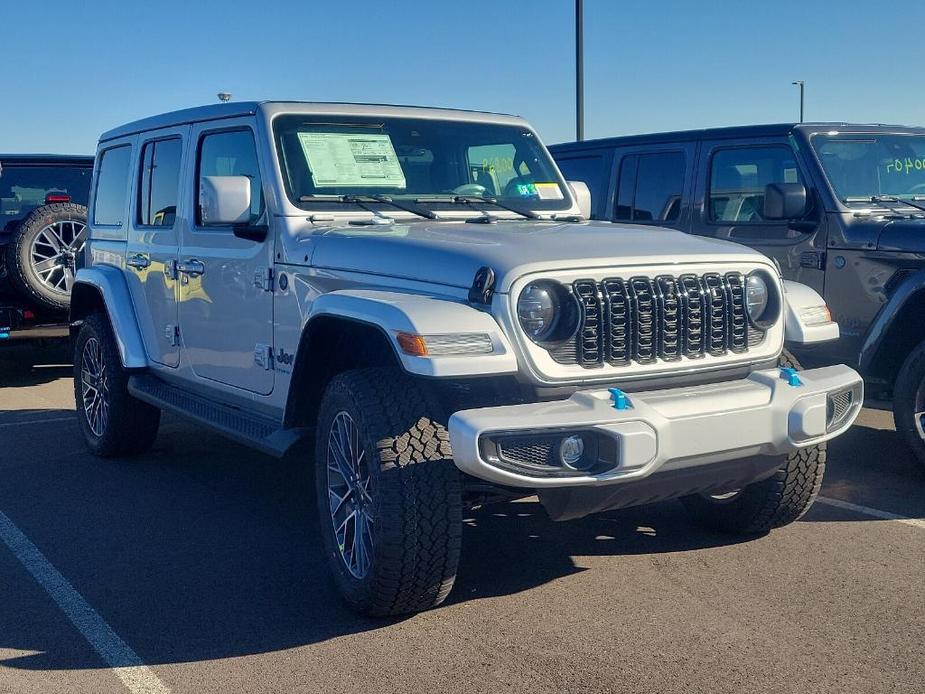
[125,129,187,367]
[178,122,274,395]
[692,141,827,294]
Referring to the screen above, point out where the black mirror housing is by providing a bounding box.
[233,223,269,242]
[763,182,809,220]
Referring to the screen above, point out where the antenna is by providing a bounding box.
[217,92,232,103]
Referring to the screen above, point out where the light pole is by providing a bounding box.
[576,0,584,141]
[791,81,805,123]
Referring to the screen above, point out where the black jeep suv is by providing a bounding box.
[1,154,93,311]
[551,123,925,468]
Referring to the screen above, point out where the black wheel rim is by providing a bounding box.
[80,337,110,437]
[326,411,374,579]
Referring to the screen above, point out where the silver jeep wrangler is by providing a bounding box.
[71,102,862,616]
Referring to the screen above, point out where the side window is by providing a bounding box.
[197,130,264,225]
[709,147,803,223]
[555,155,606,218]
[138,138,182,227]
[93,145,132,226]
[614,151,684,223]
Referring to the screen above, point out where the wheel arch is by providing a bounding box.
[70,266,148,369]
[859,268,925,390]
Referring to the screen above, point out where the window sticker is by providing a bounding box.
[298,132,406,188]
[534,182,564,200]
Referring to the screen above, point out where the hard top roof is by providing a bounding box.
[549,122,925,150]
[99,101,527,142]
[0,154,94,165]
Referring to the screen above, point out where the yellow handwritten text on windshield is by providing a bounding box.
[885,158,925,175]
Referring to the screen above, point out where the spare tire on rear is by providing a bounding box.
[4,203,88,311]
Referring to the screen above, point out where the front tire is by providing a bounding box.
[74,312,161,457]
[314,368,462,616]
[893,339,925,470]
[680,349,827,534]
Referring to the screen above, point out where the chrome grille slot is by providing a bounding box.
[629,277,657,364]
[574,280,603,366]
[725,272,748,353]
[679,274,706,358]
[703,273,728,355]
[602,278,631,365]
[655,276,682,361]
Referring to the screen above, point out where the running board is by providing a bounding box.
[127,374,308,458]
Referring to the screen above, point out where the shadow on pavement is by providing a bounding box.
[0,364,72,390]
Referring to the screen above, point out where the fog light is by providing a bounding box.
[559,435,585,469]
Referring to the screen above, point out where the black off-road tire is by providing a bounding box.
[893,339,925,470]
[680,349,827,535]
[314,367,463,617]
[74,312,161,457]
[5,203,87,311]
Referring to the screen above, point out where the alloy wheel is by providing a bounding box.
[326,411,374,579]
[80,337,110,438]
[29,220,87,295]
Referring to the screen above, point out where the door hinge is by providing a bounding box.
[255,267,274,292]
[166,324,180,347]
[254,343,273,370]
[164,259,179,281]
[800,251,826,270]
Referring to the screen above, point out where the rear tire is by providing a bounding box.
[893,339,925,470]
[74,312,160,457]
[314,367,462,616]
[5,203,87,311]
[680,349,827,534]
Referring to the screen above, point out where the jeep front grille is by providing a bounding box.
[549,272,761,368]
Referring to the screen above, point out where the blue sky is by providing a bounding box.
[5,0,923,154]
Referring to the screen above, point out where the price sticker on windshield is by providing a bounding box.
[298,132,406,188]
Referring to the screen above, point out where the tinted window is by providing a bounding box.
[93,146,132,226]
[0,164,92,229]
[197,130,263,225]
[614,152,684,223]
[710,147,803,223]
[138,138,182,227]
[555,155,607,218]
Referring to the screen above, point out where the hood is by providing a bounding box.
[308,220,768,293]
[874,217,925,253]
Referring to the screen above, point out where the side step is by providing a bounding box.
[127,374,309,458]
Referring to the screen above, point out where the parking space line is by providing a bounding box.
[0,511,171,694]
[0,416,76,428]
[816,496,925,530]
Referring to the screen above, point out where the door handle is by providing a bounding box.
[126,253,151,269]
[177,259,205,278]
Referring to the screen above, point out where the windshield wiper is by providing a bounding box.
[844,195,925,214]
[298,194,436,220]
[416,195,540,220]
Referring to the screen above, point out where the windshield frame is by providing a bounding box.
[806,129,925,209]
[268,112,575,218]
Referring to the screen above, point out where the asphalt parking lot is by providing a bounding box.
[1,366,924,694]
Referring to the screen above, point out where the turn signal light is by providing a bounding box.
[397,332,428,356]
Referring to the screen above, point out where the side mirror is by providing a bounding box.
[200,176,252,225]
[763,182,809,220]
[568,180,592,219]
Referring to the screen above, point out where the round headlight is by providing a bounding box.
[517,281,559,341]
[745,271,779,329]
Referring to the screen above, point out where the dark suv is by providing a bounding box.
[1,154,93,366]
[551,123,925,468]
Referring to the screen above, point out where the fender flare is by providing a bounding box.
[859,268,925,376]
[782,280,839,345]
[70,266,148,369]
[305,289,518,377]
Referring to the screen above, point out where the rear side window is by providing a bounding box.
[138,138,182,227]
[709,147,803,223]
[614,152,684,223]
[554,154,607,218]
[197,130,264,225]
[93,146,132,226]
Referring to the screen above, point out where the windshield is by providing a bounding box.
[810,133,925,202]
[273,115,571,212]
[0,164,92,230]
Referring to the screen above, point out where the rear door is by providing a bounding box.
[124,128,187,367]
[691,140,826,293]
[178,120,274,395]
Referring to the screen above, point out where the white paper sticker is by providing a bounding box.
[534,182,564,200]
[298,132,406,189]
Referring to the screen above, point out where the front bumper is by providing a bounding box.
[448,364,862,489]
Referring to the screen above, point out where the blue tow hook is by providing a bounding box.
[609,388,632,410]
[780,367,803,387]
